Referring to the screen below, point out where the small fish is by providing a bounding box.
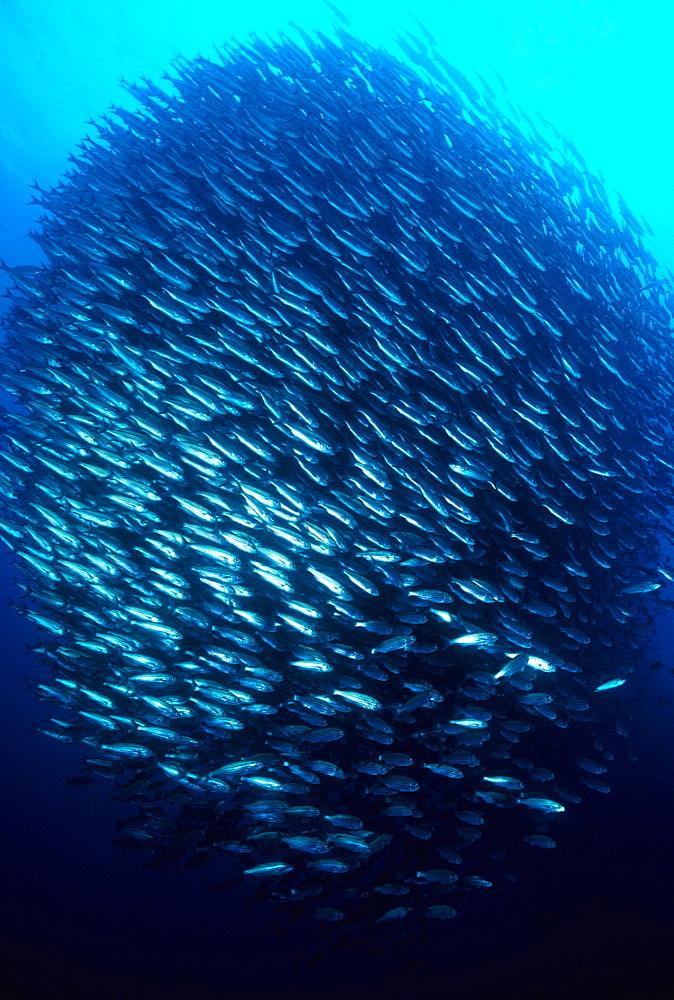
[450,632,498,647]
[620,580,661,595]
[519,797,565,814]
[595,679,626,692]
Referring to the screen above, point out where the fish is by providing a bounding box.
[0,19,672,935]
[595,678,627,692]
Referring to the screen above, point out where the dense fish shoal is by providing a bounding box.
[1,22,673,933]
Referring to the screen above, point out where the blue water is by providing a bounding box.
[2,2,674,998]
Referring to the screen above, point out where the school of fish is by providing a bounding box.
[1,20,673,933]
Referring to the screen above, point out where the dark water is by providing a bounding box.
[2,576,674,1000]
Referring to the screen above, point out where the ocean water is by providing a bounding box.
[2,2,674,999]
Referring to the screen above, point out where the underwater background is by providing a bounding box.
[2,2,674,998]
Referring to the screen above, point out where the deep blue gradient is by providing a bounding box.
[2,3,674,998]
